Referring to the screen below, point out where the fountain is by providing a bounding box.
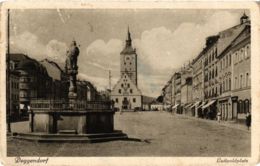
[13,41,127,142]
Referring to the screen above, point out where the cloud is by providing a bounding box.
[10,11,242,97]
[133,11,241,72]
[76,11,241,97]
[46,40,67,62]
[10,31,68,63]
[130,11,241,96]
[82,39,122,71]
[10,31,46,59]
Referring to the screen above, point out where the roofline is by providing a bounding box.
[217,24,250,59]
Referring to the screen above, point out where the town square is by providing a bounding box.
[5,8,252,157]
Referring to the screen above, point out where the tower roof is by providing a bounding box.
[120,27,136,55]
[240,12,249,24]
[241,12,249,20]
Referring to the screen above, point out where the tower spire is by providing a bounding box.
[126,26,132,47]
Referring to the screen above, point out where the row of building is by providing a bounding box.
[7,53,107,120]
[161,13,251,122]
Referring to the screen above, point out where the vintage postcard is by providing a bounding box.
[0,1,260,166]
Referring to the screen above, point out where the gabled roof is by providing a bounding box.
[219,24,250,58]
[9,53,29,62]
[217,22,248,57]
[17,58,48,76]
[111,73,142,95]
[40,59,63,81]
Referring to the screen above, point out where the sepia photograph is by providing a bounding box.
[0,2,260,166]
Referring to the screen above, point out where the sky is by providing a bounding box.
[9,9,248,97]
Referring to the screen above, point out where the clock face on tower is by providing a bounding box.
[125,55,131,61]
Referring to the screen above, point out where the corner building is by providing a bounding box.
[217,14,250,121]
[111,28,142,111]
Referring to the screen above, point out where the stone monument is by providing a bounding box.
[66,40,80,108]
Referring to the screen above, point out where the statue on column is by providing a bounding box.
[65,40,80,103]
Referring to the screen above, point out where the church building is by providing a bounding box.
[111,28,142,111]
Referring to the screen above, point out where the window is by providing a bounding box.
[246,73,249,87]
[115,98,118,103]
[235,77,238,89]
[223,58,226,68]
[215,87,218,96]
[212,69,214,78]
[240,74,243,88]
[121,84,123,88]
[246,45,250,58]
[118,89,121,94]
[127,83,130,88]
[226,79,228,91]
[215,66,218,77]
[226,56,228,67]
[238,100,244,114]
[133,98,136,103]
[223,81,225,92]
[229,54,231,65]
[235,52,238,64]
[244,99,250,113]
[240,49,244,61]
[130,89,133,93]
[229,78,231,90]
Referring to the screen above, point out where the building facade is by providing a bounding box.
[231,25,251,120]
[111,28,142,111]
[7,53,100,120]
[162,77,173,110]
[180,66,193,115]
[161,13,251,122]
[202,35,219,119]
[172,72,181,113]
[191,51,204,117]
[217,14,250,121]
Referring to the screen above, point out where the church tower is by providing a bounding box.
[120,27,138,86]
[111,27,142,111]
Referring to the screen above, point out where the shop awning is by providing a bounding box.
[172,104,179,109]
[167,105,172,108]
[202,100,216,109]
[190,101,201,108]
[185,103,193,108]
[197,102,206,109]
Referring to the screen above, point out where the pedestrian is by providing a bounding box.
[246,112,251,130]
[217,111,221,123]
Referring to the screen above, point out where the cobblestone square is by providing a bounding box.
[7,112,250,156]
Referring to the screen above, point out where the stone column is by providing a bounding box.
[65,40,80,109]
